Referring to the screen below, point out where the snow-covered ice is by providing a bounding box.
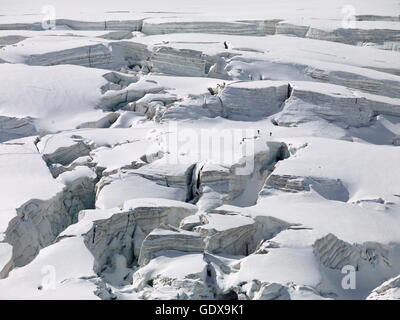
[0,0,399,300]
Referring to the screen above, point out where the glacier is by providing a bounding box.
[0,0,399,300]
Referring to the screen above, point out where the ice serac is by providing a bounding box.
[0,35,27,47]
[3,167,97,275]
[0,19,143,31]
[76,112,120,129]
[275,82,400,127]
[95,172,187,210]
[260,174,349,202]
[194,141,289,209]
[3,38,150,71]
[234,280,290,300]
[305,27,400,47]
[226,57,400,99]
[82,199,196,282]
[273,20,400,49]
[0,22,42,30]
[276,23,309,37]
[0,116,38,143]
[49,156,95,179]
[133,161,197,202]
[367,275,400,300]
[193,213,257,256]
[25,44,112,68]
[41,135,95,166]
[138,226,205,266]
[131,251,212,299]
[101,71,139,92]
[234,280,327,300]
[108,41,151,70]
[276,86,373,127]
[218,81,289,120]
[304,67,400,99]
[127,92,179,121]
[56,19,143,31]
[150,47,207,77]
[100,78,164,111]
[141,19,268,36]
[313,233,391,270]
[138,211,292,267]
[197,213,291,256]
[98,31,134,41]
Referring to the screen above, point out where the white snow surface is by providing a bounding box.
[0,0,399,301]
